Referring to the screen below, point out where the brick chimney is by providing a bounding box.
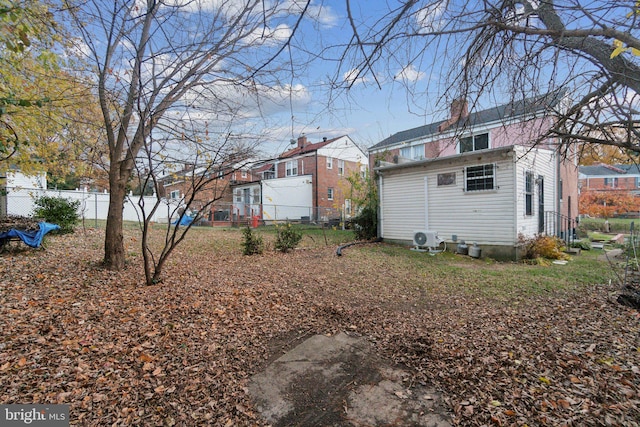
[438,98,469,132]
[297,135,307,149]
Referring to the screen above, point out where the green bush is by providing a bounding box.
[571,240,592,250]
[352,204,377,240]
[32,196,80,234]
[274,223,302,253]
[241,226,264,255]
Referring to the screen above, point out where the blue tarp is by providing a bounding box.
[172,215,194,226]
[0,222,60,248]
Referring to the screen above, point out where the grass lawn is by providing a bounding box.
[0,226,637,426]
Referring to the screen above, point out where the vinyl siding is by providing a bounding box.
[513,147,556,237]
[379,149,518,245]
[380,170,426,239]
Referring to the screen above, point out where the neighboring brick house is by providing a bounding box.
[579,164,640,193]
[368,91,580,259]
[160,162,254,223]
[232,135,368,223]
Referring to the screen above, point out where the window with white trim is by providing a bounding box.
[327,187,334,200]
[459,133,489,153]
[604,177,618,188]
[344,199,351,215]
[241,169,247,178]
[263,164,275,180]
[327,157,333,169]
[525,171,534,216]
[286,160,298,176]
[400,144,424,160]
[465,164,495,191]
[338,160,344,176]
[235,189,242,202]
[170,190,181,200]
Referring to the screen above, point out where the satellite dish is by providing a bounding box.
[290,139,296,145]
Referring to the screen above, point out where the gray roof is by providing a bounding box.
[579,164,640,176]
[369,90,566,151]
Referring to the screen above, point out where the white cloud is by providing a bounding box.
[394,65,426,82]
[343,68,368,86]
[307,3,338,27]
[244,24,293,46]
[181,80,311,121]
[415,1,446,33]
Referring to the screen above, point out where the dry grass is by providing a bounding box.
[0,226,637,426]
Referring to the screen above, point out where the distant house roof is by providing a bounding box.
[369,90,566,151]
[278,136,343,159]
[579,164,640,176]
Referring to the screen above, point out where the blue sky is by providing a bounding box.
[243,0,452,156]
[70,0,638,159]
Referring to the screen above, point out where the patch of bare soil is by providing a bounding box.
[0,228,639,426]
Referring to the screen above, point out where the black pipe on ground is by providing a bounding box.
[336,238,382,256]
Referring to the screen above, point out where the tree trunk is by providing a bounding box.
[104,174,126,270]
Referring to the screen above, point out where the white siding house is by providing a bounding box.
[370,92,578,260]
[377,146,559,260]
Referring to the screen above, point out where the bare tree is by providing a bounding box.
[134,117,258,285]
[61,0,310,271]
[337,0,640,152]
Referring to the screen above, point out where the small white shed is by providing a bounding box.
[376,145,560,260]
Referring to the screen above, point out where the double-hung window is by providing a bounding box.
[327,188,334,200]
[525,171,534,216]
[338,160,344,176]
[604,177,618,188]
[286,160,298,176]
[465,164,495,191]
[327,157,333,169]
[459,133,489,153]
[400,144,424,160]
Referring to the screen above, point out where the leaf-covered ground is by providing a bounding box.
[0,227,638,426]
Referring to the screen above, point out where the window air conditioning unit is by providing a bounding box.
[412,230,445,252]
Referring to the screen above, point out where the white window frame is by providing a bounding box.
[525,171,534,216]
[286,160,298,176]
[459,133,490,154]
[400,144,424,160]
[338,160,345,176]
[263,164,275,180]
[604,177,618,188]
[327,157,333,169]
[170,190,181,200]
[327,187,334,200]
[464,164,496,192]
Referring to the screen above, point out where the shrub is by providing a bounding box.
[518,234,568,261]
[352,204,377,240]
[274,223,302,253]
[571,240,592,250]
[241,226,263,255]
[32,196,80,234]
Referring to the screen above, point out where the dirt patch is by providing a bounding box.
[249,332,451,426]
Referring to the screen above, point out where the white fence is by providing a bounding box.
[1,186,177,224]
